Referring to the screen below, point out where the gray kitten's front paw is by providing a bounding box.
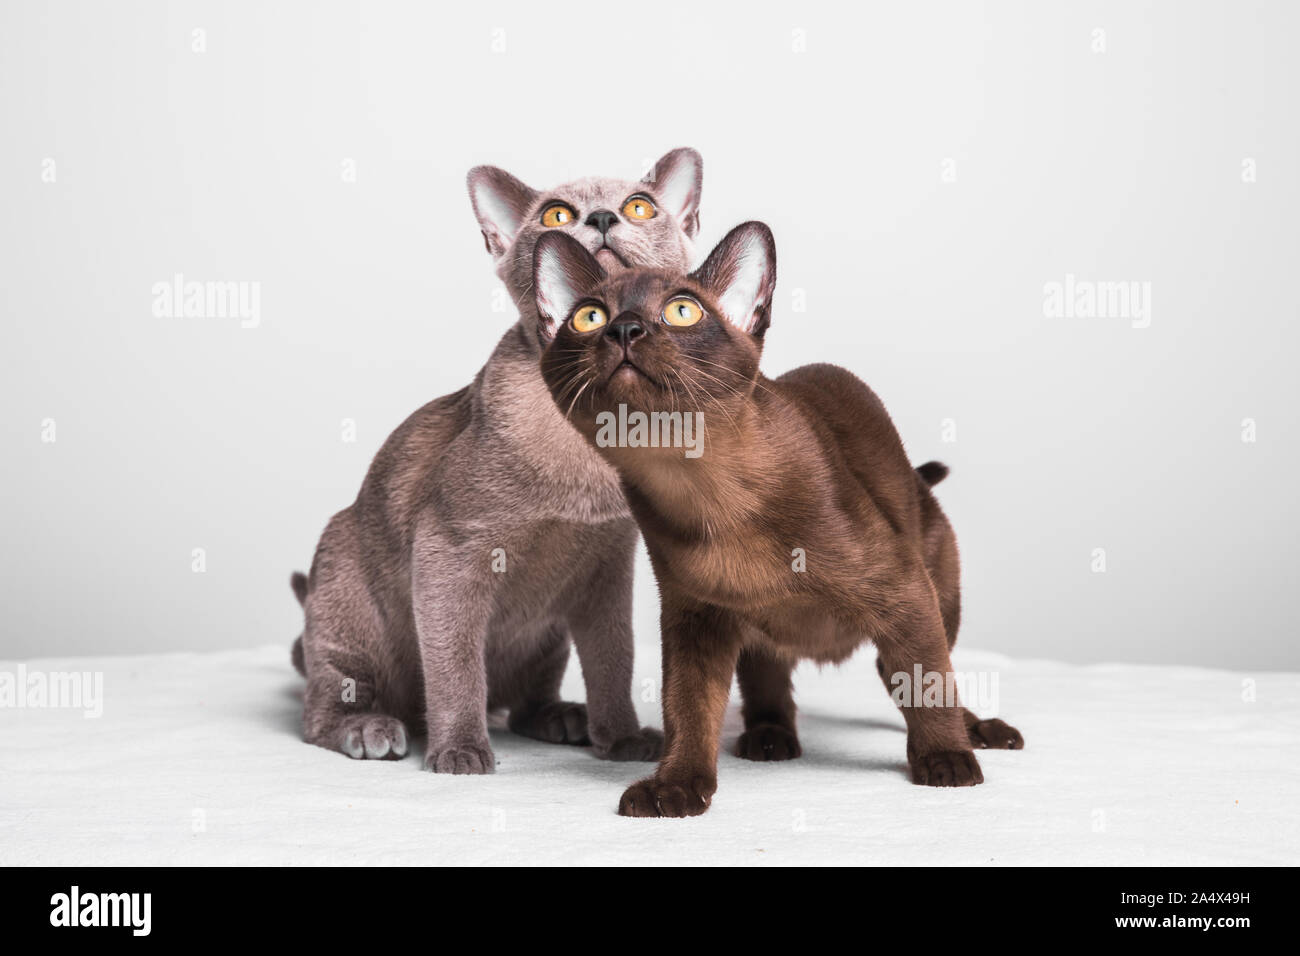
[508,700,590,745]
[593,727,664,762]
[425,742,496,774]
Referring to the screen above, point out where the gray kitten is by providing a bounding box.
[291,149,703,773]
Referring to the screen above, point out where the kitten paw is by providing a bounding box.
[968,717,1024,750]
[508,701,590,745]
[339,714,409,760]
[910,750,983,787]
[594,727,664,762]
[735,723,802,761]
[618,774,716,818]
[425,742,496,775]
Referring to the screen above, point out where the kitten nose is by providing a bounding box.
[586,209,618,235]
[606,315,646,349]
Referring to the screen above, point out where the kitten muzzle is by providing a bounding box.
[594,245,629,274]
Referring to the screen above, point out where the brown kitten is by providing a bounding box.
[533,223,1023,816]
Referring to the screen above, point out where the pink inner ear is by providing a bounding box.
[719,259,771,332]
[537,304,561,343]
[475,195,518,253]
[697,223,774,333]
[645,149,702,231]
[536,247,581,330]
[469,167,537,254]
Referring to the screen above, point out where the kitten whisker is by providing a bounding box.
[564,377,592,421]
[679,367,741,435]
[553,371,587,410]
[689,354,779,400]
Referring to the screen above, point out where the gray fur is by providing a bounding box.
[294,149,703,772]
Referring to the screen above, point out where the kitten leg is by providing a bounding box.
[875,597,983,787]
[504,623,591,746]
[299,580,411,760]
[302,657,409,760]
[413,533,497,775]
[619,599,743,817]
[963,710,1024,749]
[874,655,1023,750]
[734,644,801,761]
[565,525,663,761]
[915,488,1025,750]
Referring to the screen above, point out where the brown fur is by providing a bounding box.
[533,223,1023,816]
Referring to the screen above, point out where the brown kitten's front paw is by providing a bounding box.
[910,750,983,787]
[425,741,496,775]
[508,701,590,746]
[968,717,1024,750]
[339,714,409,760]
[735,723,802,761]
[593,727,664,762]
[617,774,715,818]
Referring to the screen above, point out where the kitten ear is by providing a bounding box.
[690,222,776,336]
[533,231,607,343]
[467,165,539,258]
[642,147,703,238]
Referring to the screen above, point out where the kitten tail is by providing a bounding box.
[916,461,949,486]
[290,571,309,676]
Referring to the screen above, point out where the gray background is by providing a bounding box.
[2,0,1295,668]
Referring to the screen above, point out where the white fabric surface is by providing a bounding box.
[1,645,1295,866]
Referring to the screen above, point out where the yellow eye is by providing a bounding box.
[541,203,577,227]
[662,296,704,327]
[571,305,608,333]
[622,196,656,221]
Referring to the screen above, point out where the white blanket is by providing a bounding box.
[1,646,1295,865]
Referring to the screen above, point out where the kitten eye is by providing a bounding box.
[662,296,704,327]
[621,196,656,221]
[571,304,608,333]
[541,203,578,227]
